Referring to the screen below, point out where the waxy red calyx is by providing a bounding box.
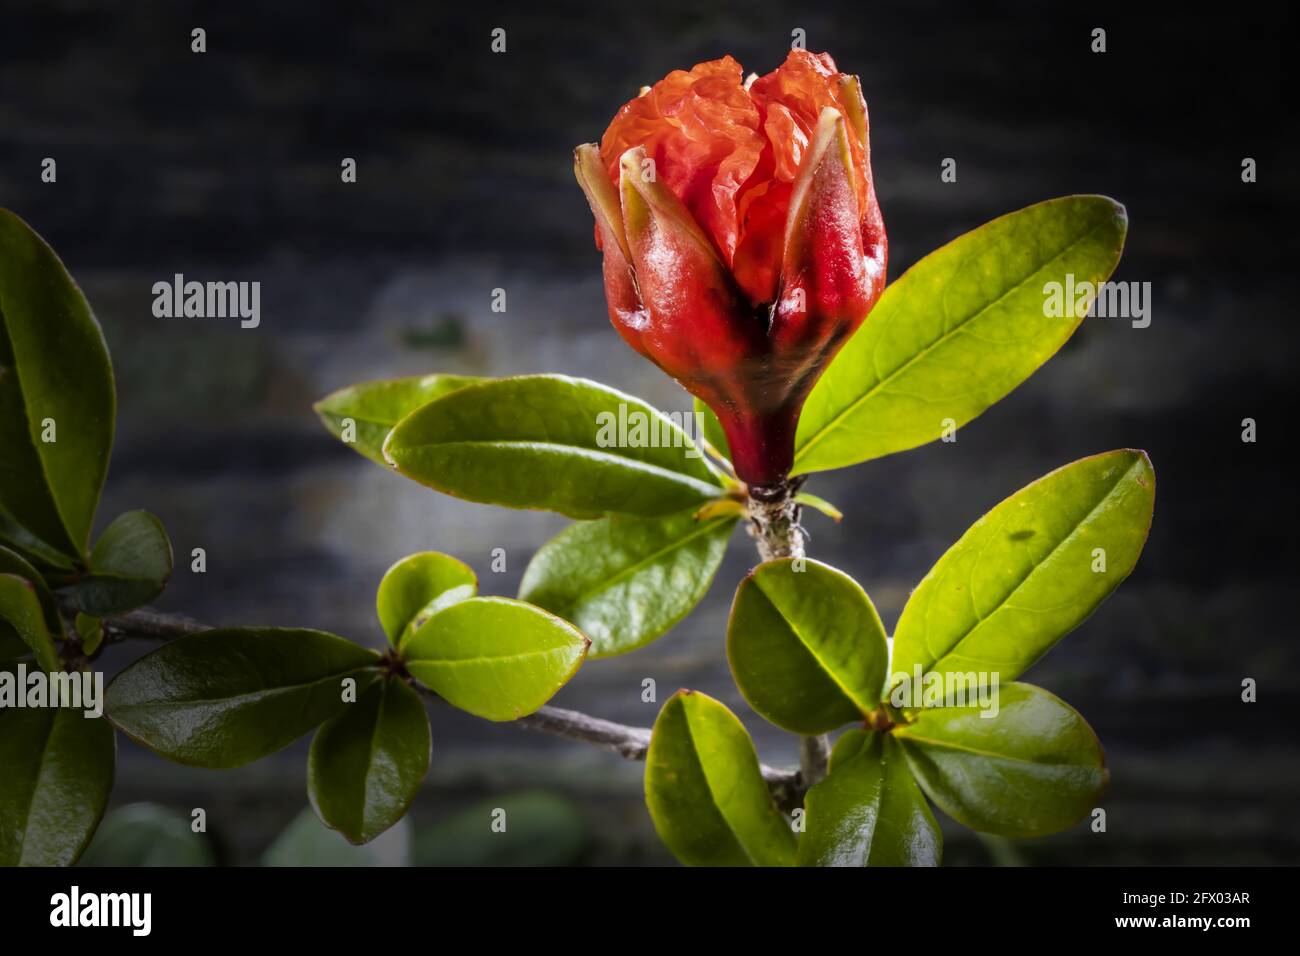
[575,51,887,487]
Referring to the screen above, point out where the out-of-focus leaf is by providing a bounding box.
[80,802,215,867]
[413,791,586,867]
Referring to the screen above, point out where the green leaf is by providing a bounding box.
[693,397,731,462]
[105,627,381,768]
[376,551,477,648]
[0,543,61,634]
[0,573,61,671]
[794,196,1128,474]
[519,506,736,658]
[727,558,888,734]
[404,597,588,721]
[799,734,941,867]
[263,808,411,866]
[80,802,215,867]
[795,491,843,522]
[0,507,76,572]
[890,450,1155,688]
[0,705,115,865]
[308,678,431,845]
[0,209,116,558]
[315,374,482,465]
[383,374,724,518]
[413,791,587,867]
[645,690,796,867]
[894,682,1108,837]
[67,510,173,615]
[76,613,103,656]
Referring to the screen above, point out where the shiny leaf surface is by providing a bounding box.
[383,375,723,518]
[795,196,1128,473]
[728,558,888,734]
[404,597,588,721]
[106,628,380,768]
[519,506,735,657]
[645,690,796,866]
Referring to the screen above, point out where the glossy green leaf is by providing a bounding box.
[0,209,116,558]
[794,196,1128,474]
[0,573,61,671]
[308,678,430,845]
[890,450,1155,688]
[67,510,173,615]
[106,627,381,768]
[0,543,61,634]
[799,734,941,867]
[693,397,731,462]
[315,374,482,465]
[895,682,1107,837]
[727,558,888,734]
[376,551,477,647]
[519,506,735,657]
[413,791,587,867]
[0,704,115,865]
[383,375,724,518]
[829,728,872,772]
[645,690,796,867]
[80,802,215,867]
[263,808,411,866]
[404,597,588,721]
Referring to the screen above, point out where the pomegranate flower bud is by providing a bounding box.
[574,51,887,487]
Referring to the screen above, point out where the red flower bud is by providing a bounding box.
[575,51,887,487]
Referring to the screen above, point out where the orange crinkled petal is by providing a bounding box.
[599,56,765,266]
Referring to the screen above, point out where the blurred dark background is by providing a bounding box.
[2,0,1296,864]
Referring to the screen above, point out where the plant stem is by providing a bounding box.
[800,734,831,787]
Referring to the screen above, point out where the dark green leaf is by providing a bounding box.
[314,374,482,465]
[0,573,61,671]
[645,690,796,866]
[413,791,586,867]
[890,450,1155,689]
[799,734,941,867]
[0,209,115,558]
[376,551,477,648]
[795,196,1128,474]
[383,374,724,518]
[404,597,588,721]
[67,510,173,615]
[519,506,735,657]
[728,558,888,734]
[894,682,1108,837]
[106,627,380,768]
[80,802,215,867]
[308,678,431,845]
[0,543,61,633]
[0,704,115,865]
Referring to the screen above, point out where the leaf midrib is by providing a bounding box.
[920,456,1141,677]
[794,215,1113,467]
